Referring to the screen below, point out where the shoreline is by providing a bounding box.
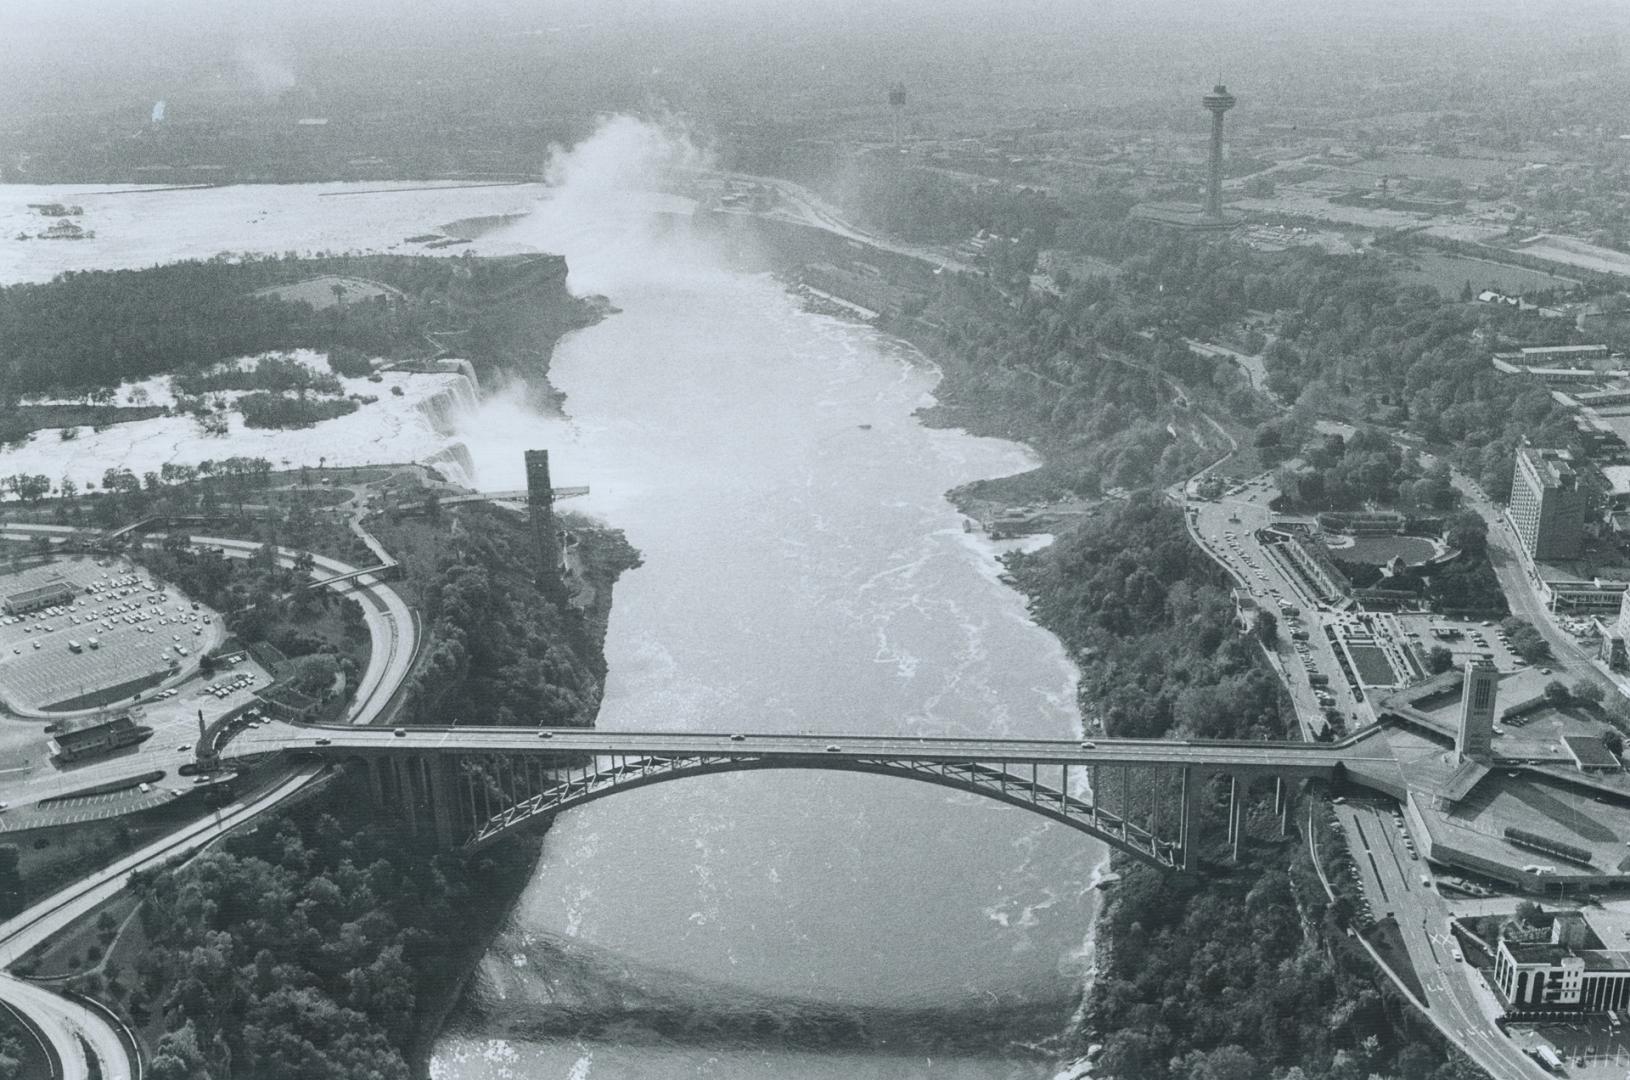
[405,511,638,1079]
[787,237,1112,1077]
[417,237,1102,1077]
[408,835,547,1080]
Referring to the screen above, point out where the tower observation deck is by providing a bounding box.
[1201,84,1237,221]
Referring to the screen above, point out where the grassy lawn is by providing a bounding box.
[1363,916,1429,1003]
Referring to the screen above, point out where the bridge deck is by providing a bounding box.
[234,725,1392,775]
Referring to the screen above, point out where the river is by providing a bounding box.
[428,121,1103,1080]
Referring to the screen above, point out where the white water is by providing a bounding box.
[0,133,1106,1078]
[0,349,483,490]
[432,118,1102,1080]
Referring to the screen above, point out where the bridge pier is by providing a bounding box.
[1274,776,1289,837]
[1227,775,1242,862]
[1178,766,1193,871]
[429,757,460,850]
[367,759,384,808]
[393,757,418,836]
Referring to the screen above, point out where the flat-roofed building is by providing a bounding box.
[47,714,152,763]
[1510,448,1586,561]
[2,580,76,616]
[1494,911,1630,1012]
[1562,735,1621,773]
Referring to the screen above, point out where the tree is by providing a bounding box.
[293,654,341,696]
[0,846,21,918]
[1446,511,1487,557]
[1574,680,1606,706]
[4,474,49,504]
[1604,730,1625,758]
[327,346,373,378]
[1426,645,1454,674]
[1544,680,1570,708]
[146,1021,214,1080]
[1179,1045,1261,1080]
[1502,618,1552,664]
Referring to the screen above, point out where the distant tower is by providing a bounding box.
[1457,659,1499,763]
[888,82,907,149]
[1201,82,1237,221]
[524,450,563,584]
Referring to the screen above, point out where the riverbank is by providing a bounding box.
[407,833,546,1080]
[863,254,1478,1079]
[403,515,639,1078]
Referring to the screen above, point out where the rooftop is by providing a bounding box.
[3,579,76,605]
[52,713,139,750]
[1563,734,1621,770]
[1517,446,1577,487]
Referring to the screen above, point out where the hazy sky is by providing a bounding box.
[1,0,1625,125]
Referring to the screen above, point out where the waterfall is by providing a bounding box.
[424,442,477,487]
[415,369,483,436]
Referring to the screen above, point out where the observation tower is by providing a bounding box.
[1201,83,1237,221]
[888,82,907,149]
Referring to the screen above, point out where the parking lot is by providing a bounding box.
[1392,612,1531,675]
[0,556,224,712]
[1513,1023,1630,1079]
[0,649,274,829]
[1187,476,1370,736]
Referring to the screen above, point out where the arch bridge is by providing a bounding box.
[226,727,1393,870]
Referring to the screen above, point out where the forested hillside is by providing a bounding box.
[883,171,1584,506]
[370,505,640,728]
[0,253,593,402]
[1013,498,1480,1080]
[134,805,530,1080]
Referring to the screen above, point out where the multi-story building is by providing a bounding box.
[1510,448,1586,561]
[1494,911,1630,1012]
[1457,659,1498,763]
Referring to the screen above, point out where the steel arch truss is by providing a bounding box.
[456,753,1191,869]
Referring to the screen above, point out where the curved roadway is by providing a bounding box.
[0,523,415,1080]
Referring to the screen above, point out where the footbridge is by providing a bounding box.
[390,486,591,514]
[222,725,1396,870]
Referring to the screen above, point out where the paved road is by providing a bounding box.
[0,523,415,1080]
[1170,429,1555,1071]
[0,766,326,1080]
[1337,798,1549,1079]
[1185,338,1275,402]
[703,168,977,275]
[1441,472,1612,692]
[223,721,1400,774]
[0,525,416,729]
[1183,479,1373,736]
